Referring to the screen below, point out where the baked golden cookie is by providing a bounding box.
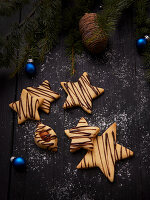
[9,89,44,124]
[26,80,60,114]
[34,123,57,151]
[65,117,100,152]
[77,123,134,182]
[61,72,104,114]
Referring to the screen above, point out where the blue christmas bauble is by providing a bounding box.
[25,62,36,76]
[136,38,147,49]
[11,157,26,169]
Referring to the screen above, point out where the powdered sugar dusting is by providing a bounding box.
[12,39,150,199]
[14,122,55,172]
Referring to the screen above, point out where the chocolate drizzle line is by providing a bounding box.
[78,130,133,180]
[11,90,41,122]
[69,125,97,151]
[35,123,57,150]
[27,80,60,112]
[63,73,102,112]
[96,136,105,175]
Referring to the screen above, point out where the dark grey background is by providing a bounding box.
[0,3,150,200]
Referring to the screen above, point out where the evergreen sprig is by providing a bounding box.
[0,0,62,77]
[0,0,29,16]
[63,0,95,74]
[97,0,134,35]
[0,23,21,69]
[1,0,150,79]
[135,0,150,81]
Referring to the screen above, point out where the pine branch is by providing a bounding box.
[135,0,149,38]
[0,0,140,77]
[63,0,94,74]
[0,0,29,16]
[146,69,150,81]
[135,0,150,82]
[0,0,62,77]
[65,29,84,75]
[97,0,134,35]
[71,46,75,75]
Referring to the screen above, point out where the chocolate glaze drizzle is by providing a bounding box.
[27,80,60,113]
[10,89,43,124]
[70,125,95,151]
[35,123,57,151]
[77,128,133,182]
[62,72,104,113]
[66,118,99,152]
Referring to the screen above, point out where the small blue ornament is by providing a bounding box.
[136,36,148,50]
[25,59,36,76]
[10,156,26,169]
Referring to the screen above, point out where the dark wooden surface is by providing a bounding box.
[0,4,150,200]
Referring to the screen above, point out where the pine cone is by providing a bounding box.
[79,13,108,54]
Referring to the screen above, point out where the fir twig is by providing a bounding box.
[0,0,62,76]
[135,0,150,82]
[97,0,134,35]
[71,46,75,75]
[1,0,144,77]
[63,0,95,75]
[0,0,29,16]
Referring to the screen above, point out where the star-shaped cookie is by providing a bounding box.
[61,72,104,113]
[65,117,100,152]
[9,89,44,124]
[34,122,58,151]
[77,123,134,182]
[26,80,60,114]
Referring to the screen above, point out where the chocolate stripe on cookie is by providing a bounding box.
[61,72,104,113]
[63,74,99,110]
[11,93,39,119]
[9,89,44,124]
[34,123,58,151]
[27,80,60,114]
[77,123,134,182]
[65,117,100,152]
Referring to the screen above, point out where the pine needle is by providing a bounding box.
[135,0,150,82]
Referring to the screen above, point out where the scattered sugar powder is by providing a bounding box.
[14,121,56,172]
[12,42,150,199]
[135,65,149,113]
[116,161,132,181]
